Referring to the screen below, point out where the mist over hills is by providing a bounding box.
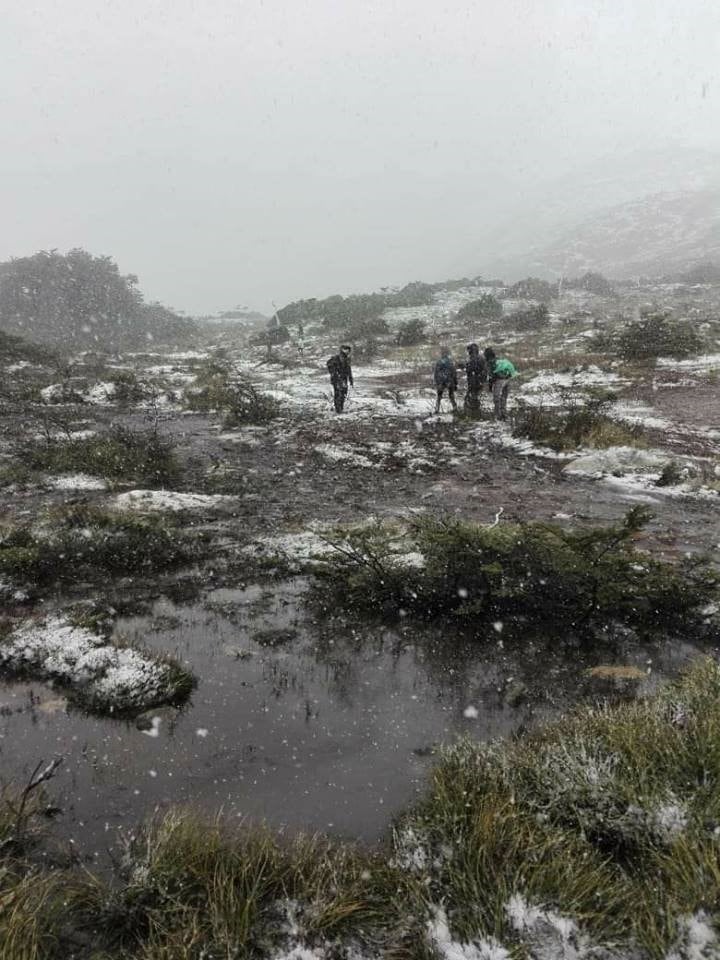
[477,147,720,283]
[487,188,720,281]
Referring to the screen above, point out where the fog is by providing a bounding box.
[2,0,719,313]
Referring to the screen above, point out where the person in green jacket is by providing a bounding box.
[484,347,517,421]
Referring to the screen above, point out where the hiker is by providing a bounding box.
[463,342,488,413]
[326,344,354,413]
[433,347,458,413]
[484,347,517,421]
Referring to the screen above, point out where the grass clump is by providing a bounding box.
[186,358,280,426]
[397,658,720,956]
[312,507,719,632]
[15,425,180,488]
[100,810,412,958]
[0,506,193,587]
[512,389,643,451]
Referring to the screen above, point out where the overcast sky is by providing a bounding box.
[2,0,719,314]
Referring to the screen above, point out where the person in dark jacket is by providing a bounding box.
[463,343,488,413]
[433,347,458,413]
[326,345,354,413]
[484,347,517,421]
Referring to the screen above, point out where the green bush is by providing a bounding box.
[0,507,193,586]
[312,508,719,632]
[394,318,427,346]
[16,425,180,487]
[502,276,558,300]
[186,360,279,425]
[512,388,641,451]
[345,316,389,340]
[508,302,550,331]
[598,311,705,360]
[456,294,503,322]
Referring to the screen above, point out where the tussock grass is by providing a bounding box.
[104,810,412,958]
[311,508,719,633]
[15,425,180,488]
[399,658,720,955]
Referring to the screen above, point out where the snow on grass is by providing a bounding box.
[473,421,573,460]
[564,449,720,501]
[657,353,720,372]
[649,797,689,843]
[521,366,624,402]
[664,912,718,960]
[85,381,117,404]
[563,447,669,479]
[611,400,673,431]
[112,489,235,512]
[45,473,108,491]
[505,893,596,960]
[427,907,511,960]
[314,443,376,469]
[0,616,191,714]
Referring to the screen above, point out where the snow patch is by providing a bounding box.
[505,893,596,960]
[427,908,511,960]
[563,446,669,479]
[45,473,108,491]
[314,443,376,469]
[664,911,718,960]
[112,489,234,512]
[0,617,186,713]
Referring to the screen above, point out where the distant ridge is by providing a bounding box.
[486,188,720,282]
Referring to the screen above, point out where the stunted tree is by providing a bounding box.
[0,248,193,350]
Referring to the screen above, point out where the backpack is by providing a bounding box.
[493,358,517,379]
[434,356,456,385]
[327,355,341,377]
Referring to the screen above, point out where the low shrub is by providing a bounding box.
[110,369,147,408]
[507,303,550,331]
[596,311,705,361]
[16,425,180,487]
[456,294,503,322]
[0,507,193,587]
[186,360,280,425]
[312,508,719,632]
[352,337,380,362]
[394,318,427,346]
[344,316,389,340]
[512,389,642,451]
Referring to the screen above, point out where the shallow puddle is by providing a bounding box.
[0,577,710,866]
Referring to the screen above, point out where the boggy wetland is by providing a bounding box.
[2,273,720,958]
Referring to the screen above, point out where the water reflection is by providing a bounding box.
[0,577,708,868]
